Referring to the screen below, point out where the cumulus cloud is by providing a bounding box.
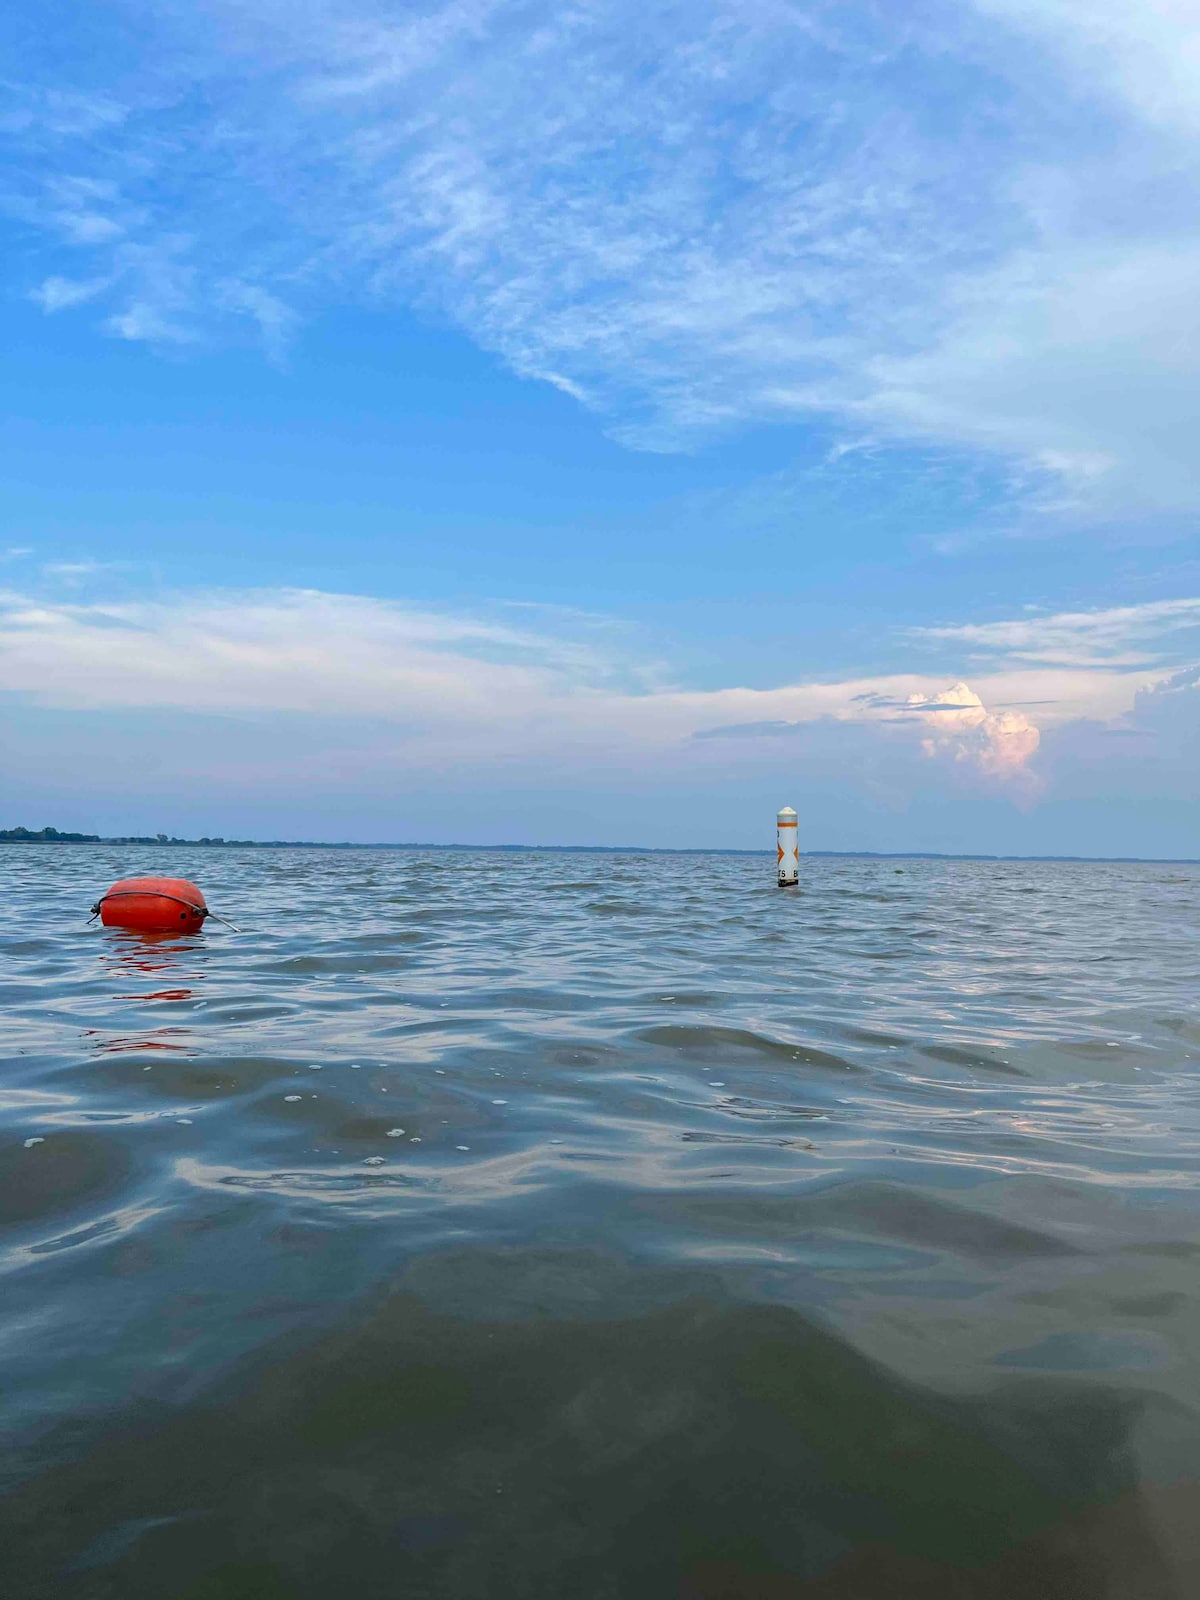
[698,681,1044,782]
[3,0,1199,518]
[902,682,1040,783]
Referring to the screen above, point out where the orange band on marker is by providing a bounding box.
[777,820,797,827]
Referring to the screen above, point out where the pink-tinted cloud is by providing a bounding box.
[905,682,1041,783]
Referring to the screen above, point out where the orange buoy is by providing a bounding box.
[92,876,209,934]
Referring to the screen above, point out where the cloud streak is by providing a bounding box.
[3,0,1199,518]
[913,598,1200,668]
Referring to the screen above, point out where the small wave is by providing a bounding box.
[636,1025,858,1072]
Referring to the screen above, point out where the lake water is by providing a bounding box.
[2,845,1199,1597]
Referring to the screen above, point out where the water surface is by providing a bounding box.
[2,846,1199,1596]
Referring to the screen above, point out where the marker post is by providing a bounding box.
[777,806,799,887]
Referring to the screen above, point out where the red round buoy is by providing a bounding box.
[93,876,209,934]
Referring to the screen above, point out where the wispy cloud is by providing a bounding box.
[39,559,125,586]
[0,85,128,141]
[3,1,1199,516]
[216,279,298,362]
[30,274,110,312]
[0,584,1170,795]
[0,586,634,721]
[971,0,1200,137]
[913,598,1200,668]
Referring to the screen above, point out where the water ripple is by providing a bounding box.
[1,846,1199,1594]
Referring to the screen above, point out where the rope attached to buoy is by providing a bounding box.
[89,890,209,923]
[87,878,241,932]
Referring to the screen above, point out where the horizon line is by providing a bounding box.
[1,831,1195,866]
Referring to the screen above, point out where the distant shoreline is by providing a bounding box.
[0,828,1195,864]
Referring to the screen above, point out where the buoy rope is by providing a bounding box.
[87,892,240,930]
[88,890,210,923]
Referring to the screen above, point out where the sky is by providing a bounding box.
[1,0,1198,854]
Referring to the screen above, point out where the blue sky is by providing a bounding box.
[1,0,1197,853]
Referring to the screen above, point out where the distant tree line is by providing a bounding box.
[0,826,278,845]
[0,825,101,842]
[1,825,340,846]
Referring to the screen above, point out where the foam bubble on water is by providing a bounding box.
[492,1099,508,1105]
[709,1081,726,1087]
[284,1095,301,1102]
[363,1156,385,1166]
[386,1128,406,1138]
[308,1064,323,1070]
[23,1137,44,1149]
[456,1145,470,1151]
[176,1118,193,1125]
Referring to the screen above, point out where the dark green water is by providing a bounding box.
[2,846,1199,1597]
